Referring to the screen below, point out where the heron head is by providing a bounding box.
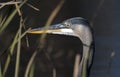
[28,17,93,46]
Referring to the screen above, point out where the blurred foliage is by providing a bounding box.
[0,0,29,77]
[0,0,75,77]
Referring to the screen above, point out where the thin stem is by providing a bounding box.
[0,1,21,9]
[24,51,38,77]
[73,54,81,77]
[29,63,35,77]
[14,17,23,77]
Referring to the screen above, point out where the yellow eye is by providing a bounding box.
[65,22,71,27]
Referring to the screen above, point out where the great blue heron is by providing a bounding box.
[28,17,94,77]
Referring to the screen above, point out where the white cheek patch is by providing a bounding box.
[51,28,76,36]
[51,29,74,35]
[60,28,73,33]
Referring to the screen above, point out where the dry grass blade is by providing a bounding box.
[24,50,37,77]
[73,54,81,77]
[14,17,23,77]
[24,0,65,77]
[0,14,7,28]
[40,0,65,45]
[26,3,40,11]
[0,1,21,9]
[0,1,21,5]
[15,3,22,16]
[29,63,35,77]
[22,18,30,47]
[53,68,56,77]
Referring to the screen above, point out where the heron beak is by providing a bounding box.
[28,28,61,34]
[28,24,74,35]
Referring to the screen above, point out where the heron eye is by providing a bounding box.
[65,23,71,27]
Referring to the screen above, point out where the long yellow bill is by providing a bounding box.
[28,29,62,34]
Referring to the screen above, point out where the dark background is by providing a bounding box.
[0,0,120,77]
